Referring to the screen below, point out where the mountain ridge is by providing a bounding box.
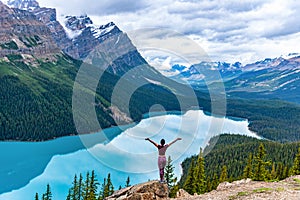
[167,54,300,103]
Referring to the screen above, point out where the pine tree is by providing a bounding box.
[283,166,289,179]
[211,173,219,190]
[106,173,114,197]
[276,162,284,180]
[35,192,39,200]
[89,170,98,200]
[243,153,253,179]
[78,173,83,200]
[197,148,206,194]
[43,184,52,200]
[291,147,300,175]
[183,157,196,194]
[71,174,78,200]
[219,165,228,183]
[270,162,277,180]
[98,177,106,200]
[100,173,114,199]
[164,156,179,197]
[194,148,206,194]
[125,176,130,187]
[83,172,90,200]
[206,178,212,192]
[164,156,176,188]
[253,143,270,181]
[66,189,71,200]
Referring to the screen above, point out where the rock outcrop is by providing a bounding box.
[107,181,169,200]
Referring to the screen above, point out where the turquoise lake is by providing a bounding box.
[0,110,260,200]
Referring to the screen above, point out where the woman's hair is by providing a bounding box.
[158,139,165,149]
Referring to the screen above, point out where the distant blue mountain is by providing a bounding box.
[166,55,300,104]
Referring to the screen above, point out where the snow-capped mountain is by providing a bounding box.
[7,0,39,10]
[167,55,300,103]
[60,15,137,71]
[226,55,300,102]
[169,61,243,85]
[4,0,149,76]
[65,15,93,31]
[62,15,121,43]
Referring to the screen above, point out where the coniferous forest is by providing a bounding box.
[179,134,300,194]
[1,54,300,142]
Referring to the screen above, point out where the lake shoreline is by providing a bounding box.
[0,109,258,143]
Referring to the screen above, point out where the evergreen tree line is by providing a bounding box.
[225,98,300,142]
[178,134,300,195]
[34,171,131,200]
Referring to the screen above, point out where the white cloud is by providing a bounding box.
[37,0,300,64]
[38,0,149,15]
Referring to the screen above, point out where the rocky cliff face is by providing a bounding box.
[11,0,74,53]
[0,1,60,58]
[33,7,72,52]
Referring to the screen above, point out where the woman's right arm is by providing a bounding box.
[145,138,158,148]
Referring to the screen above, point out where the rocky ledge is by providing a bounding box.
[106,180,169,200]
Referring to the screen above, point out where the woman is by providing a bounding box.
[145,137,182,183]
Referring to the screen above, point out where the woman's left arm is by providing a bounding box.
[168,138,182,147]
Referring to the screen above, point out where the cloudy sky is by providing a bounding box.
[35,0,300,65]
